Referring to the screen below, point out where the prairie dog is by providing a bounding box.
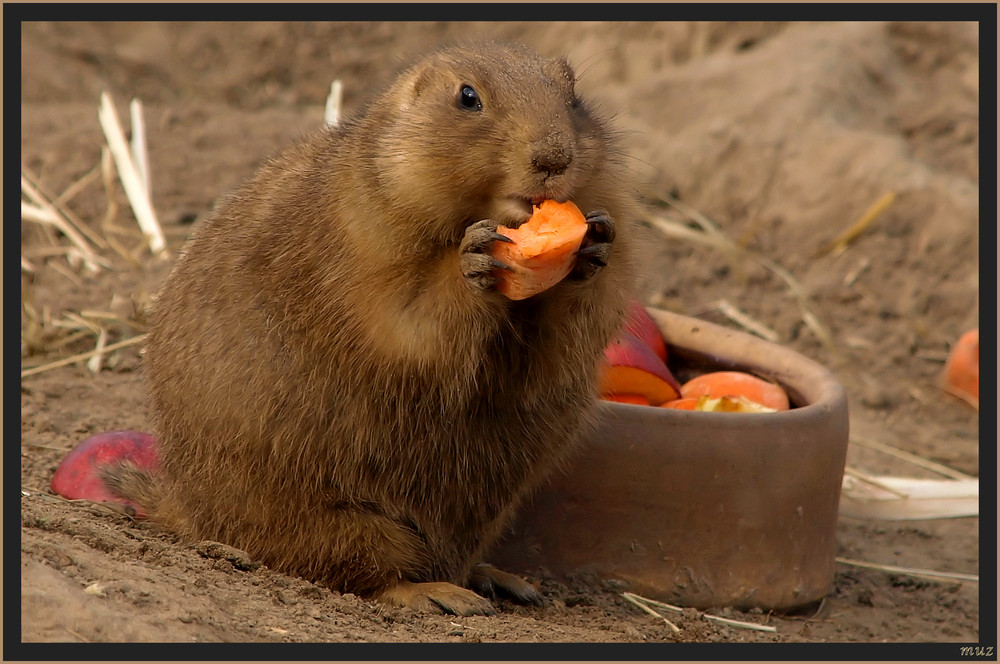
[112,41,635,616]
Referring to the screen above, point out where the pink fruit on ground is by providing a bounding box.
[49,430,159,518]
[600,330,681,405]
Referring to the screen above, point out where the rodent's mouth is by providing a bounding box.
[493,196,544,227]
[510,196,546,221]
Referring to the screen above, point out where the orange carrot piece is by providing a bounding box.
[942,329,978,409]
[494,200,588,300]
[600,330,681,405]
[680,371,790,411]
[661,397,698,410]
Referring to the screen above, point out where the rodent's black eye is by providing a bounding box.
[457,84,482,111]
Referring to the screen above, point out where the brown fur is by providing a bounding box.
[113,41,635,612]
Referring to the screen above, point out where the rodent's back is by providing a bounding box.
[140,41,635,591]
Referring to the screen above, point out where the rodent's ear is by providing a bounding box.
[398,64,435,104]
[544,57,576,90]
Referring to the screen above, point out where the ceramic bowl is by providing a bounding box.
[489,308,849,610]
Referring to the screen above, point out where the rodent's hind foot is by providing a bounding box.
[460,219,514,292]
[569,210,615,281]
[377,580,497,616]
[468,563,545,607]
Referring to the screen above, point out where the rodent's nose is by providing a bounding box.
[531,132,574,178]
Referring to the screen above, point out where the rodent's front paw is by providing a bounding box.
[569,209,616,281]
[460,219,514,292]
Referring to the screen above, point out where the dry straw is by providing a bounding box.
[645,195,835,351]
[622,591,777,634]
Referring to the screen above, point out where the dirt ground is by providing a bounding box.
[17,19,986,654]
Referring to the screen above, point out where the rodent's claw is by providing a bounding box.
[461,219,509,253]
[569,210,615,281]
[468,563,545,607]
[461,253,512,289]
[460,219,513,292]
[378,581,497,617]
[584,209,615,243]
[576,243,609,267]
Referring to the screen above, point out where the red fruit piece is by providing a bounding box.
[50,430,159,518]
[602,393,652,406]
[623,300,668,362]
[600,330,681,405]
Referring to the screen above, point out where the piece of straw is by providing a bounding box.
[646,212,836,351]
[840,474,978,520]
[815,192,896,258]
[21,334,147,378]
[843,257,871,288]
[46,260,85,287]
[836,557,978,584]
[622,592,777,634]
[21,192,106,274]
[325,79,343,127]
[129,98,151,197]
[22,166,108,250]
[53,160,103,210]
[713,299,780,343]
[849,436,974,480]
[86,327,109,374]
[98,91,166,256]
[842,466,911,498]
[621,592,681,633]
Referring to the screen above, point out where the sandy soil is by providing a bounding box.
[18,19,985,655]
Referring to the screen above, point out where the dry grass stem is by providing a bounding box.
[98,91,166,256]
[843,257,871,287]
[816,192,896,258]
[43,329,95,353]
[849,436,974,480]
[836,557,978,584]
[325,79,343,127]
[622,592,777,634]
[46,260,85,287]
[80,310,146,330]
[645,210,836,351]
[20,198,105,274]
[623,592,684,613]
[86,327,109,374]
[100,146,121,228]
[621,592,681,633]
[713,299,780,342]
[843,466,911,498]
[53,160,102,210]
[21,334,148,379]
[22,166,108,251]
[129,98,151,196]
[22,256,36,273]
[840,474,979,520]
[62,311,104,334]
[701,613,779,633]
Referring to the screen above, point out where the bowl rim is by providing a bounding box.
[611,307,847,420]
